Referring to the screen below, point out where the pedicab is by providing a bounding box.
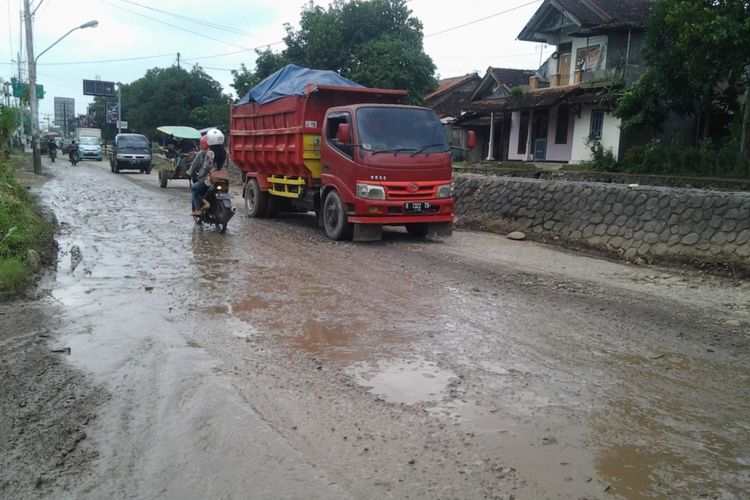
[155,126,202,188]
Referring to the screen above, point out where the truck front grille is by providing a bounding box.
[383,182,438,200]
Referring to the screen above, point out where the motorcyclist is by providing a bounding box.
[186,135,209,209]
[69,140,79,163]
[190,128,227,216]
[48,140,58,160]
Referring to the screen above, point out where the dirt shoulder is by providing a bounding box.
[0,159,108,497]
[0,298,108,497]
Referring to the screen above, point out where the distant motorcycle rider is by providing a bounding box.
[69,140,79,163]
[186,135,209,208]
[190,129,226,216]
[48,140,58,160]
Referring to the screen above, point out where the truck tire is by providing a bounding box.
[323,190,353,240]
[244,178,268,218]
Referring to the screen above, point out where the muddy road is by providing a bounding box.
[2,157,749,499]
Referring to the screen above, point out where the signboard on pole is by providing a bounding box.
[83,79,116,97]
[106,102,118,124]
[54,97,75,129]
[117,121,128,130]
[87,104,97,127]
[12,82,45,99]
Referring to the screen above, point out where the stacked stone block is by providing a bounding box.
[453,174,750,265]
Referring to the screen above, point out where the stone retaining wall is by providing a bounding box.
[453,174,750,267]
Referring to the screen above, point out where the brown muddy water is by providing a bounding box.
[2,157,748,499]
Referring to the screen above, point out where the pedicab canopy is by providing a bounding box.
[156,126,202,139]
[236,64,364,106]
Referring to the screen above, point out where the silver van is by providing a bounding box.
[111,133,152,174]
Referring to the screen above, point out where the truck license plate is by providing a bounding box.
[404,202,430,212]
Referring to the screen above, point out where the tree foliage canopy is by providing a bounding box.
[232,0,436,103]
[616,0,750,134]
[92,65,229,141]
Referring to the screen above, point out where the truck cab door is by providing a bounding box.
[321,111,358,199]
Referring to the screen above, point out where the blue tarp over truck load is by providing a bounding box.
[236,64,364,105]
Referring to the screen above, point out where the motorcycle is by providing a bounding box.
[69,147,80,165]
[193,169,235,233]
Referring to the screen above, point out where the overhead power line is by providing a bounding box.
[425,0,542,38]
[38,53,176,66]
[116,0,256,37]
[98,0,252,51]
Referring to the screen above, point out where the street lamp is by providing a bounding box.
[24,3,98,174]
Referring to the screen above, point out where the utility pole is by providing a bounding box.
[23,0,41,174]
[117,82,122,135]
[177,52,180,70]
[18,10,25,150]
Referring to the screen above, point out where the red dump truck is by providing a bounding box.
[229,66,474,241]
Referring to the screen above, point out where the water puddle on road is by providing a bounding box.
[591,395,750,498]
[348,356,457,405]
[286,320,387,363]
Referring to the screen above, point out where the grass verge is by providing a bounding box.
[0,155,54,293]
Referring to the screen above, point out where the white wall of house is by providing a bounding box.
[508,111,524,161]
[507,107,575,162]
[544,105,574,161]
[570,106,621,163]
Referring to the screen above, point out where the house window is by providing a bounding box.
[517,111,529,154]
[555,106,569,144]
[589,110,605,140]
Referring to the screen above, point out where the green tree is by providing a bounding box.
[93,64,229,140]
[241,0,436,103]
[616,0,750,137]
[0,106,20,156]
[230,63,259,98]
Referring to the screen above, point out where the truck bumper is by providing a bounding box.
[347,197,454,225]
[347,214,453,224]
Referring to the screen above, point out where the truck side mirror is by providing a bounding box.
[467,131,476,150]
[336,123,351,144]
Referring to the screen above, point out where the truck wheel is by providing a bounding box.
[323,190,352,240]
[244,178,268,218]
[159,168,168,188]
[406,223,429,237]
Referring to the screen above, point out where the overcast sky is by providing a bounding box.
[1,0,552,121]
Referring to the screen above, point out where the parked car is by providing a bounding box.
[110,133,152,174]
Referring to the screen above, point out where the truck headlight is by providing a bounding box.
[356,183,386,200]
[436,183,454,198]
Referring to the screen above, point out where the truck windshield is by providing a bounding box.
[79,137,99,145]
[356,107,447,154]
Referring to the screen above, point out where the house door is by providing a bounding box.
[533,110,548,161]
[559,50,571,85]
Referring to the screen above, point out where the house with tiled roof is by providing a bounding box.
[425,73,481,122]
[427,0,657,164]
[507,0,656,163]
